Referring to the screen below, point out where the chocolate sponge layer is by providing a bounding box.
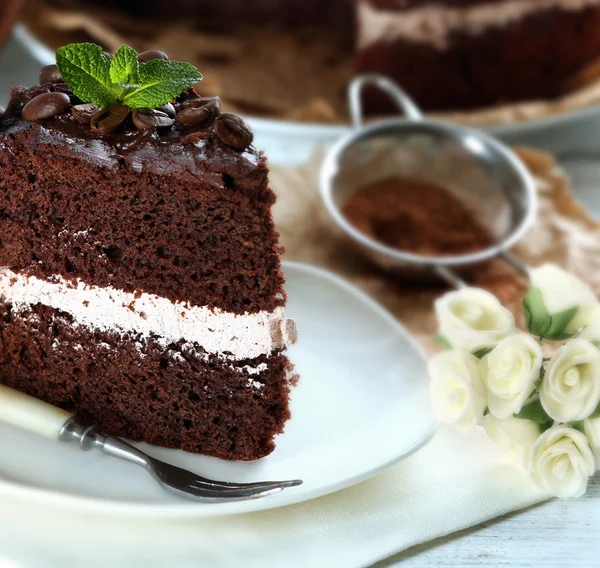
[0,302,292,461]
[0,85,285,314]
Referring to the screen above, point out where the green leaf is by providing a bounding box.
[434,335,452,351]
[110,45,140,89]
[545,306,579,340]
[514,397,551,425]
[534,367,545,390]
[523,287,579,341]
[540,421,554,434]
[589,402,600,419]
[523,288,552,337]
[473,346,494,359]
[123,60,202,109]
[571,420,585,433]
[56,43,116,108]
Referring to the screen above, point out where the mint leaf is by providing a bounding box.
[110,45,140,90]
[55,43,202,110]
[56,43,116,108]
[124,60,202,109]
[514,397,551,425]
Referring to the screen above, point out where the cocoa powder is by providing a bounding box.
[343,177,494,256]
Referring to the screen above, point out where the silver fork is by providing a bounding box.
[0,385,302,502]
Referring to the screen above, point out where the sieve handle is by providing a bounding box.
[348,74,423,128]
[497,251,531,279]
[434,251,531,290]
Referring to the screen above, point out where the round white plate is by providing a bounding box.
[15,24,600,165]
[0,261,437,518]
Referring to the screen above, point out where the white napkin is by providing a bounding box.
[0,426,548,568]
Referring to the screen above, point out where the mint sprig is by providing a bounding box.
[55,43,202,110]
[124,60,203,108]
[110,45,140,89]
[56,44,116,108]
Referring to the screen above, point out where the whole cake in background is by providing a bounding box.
[357,0,600,111]
[0,44,297,461]
[43,0,600,113]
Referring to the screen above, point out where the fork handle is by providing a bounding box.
[0,385,73,440]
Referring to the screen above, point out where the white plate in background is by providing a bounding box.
[0,262,437,519]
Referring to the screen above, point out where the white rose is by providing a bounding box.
[530,425,595,498]
[530,264,599,335]
[428,350,486,429]
[481,334,543,419]
[435,288,515,352]
[583,417,600,471]
[577,304,600,344]
[483,416,540,467]
[540,338,600,422]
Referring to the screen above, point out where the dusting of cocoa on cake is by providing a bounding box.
[342,176,494,256]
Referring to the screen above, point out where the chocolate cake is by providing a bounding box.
[0,47,297,461]
[357,0,600,111]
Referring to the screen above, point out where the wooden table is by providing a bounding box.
[2,32,600,568]
[380,475,600,566]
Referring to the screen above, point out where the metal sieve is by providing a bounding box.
[320,74,536,287]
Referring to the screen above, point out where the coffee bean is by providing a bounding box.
[22,92,71,122]
[72,103,100,124]
[90,105,130,135]
[138,50,169,63]
[39,64,63,85]
[132,108,174,131]
[175,97,221,129]
[158,103,176,118]
[215,113,253,151]
[179,96,221,113]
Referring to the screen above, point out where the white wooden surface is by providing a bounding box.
[380,475,600,567]
[2,33,600,568]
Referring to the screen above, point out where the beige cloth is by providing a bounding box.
[270,148,600,352]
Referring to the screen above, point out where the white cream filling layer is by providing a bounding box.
[0,268,296,361]
[359,0,600,49]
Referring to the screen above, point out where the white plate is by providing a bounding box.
[0,261,437,518]
[15,24,600,165]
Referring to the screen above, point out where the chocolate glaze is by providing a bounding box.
[0,85,263,180]
[0,83,285,314]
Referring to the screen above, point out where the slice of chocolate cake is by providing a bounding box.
[0,44,297,461]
